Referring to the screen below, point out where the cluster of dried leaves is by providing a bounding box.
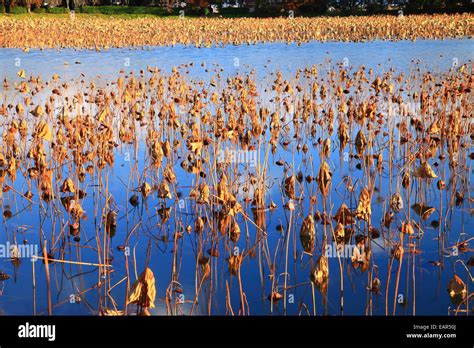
[0,14,472,49]
[0,57,471,314]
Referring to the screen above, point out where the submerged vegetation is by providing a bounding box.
[0,54,472,315]
[0,13,472,49]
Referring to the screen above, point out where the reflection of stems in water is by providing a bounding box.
[270,239,280,315]
[283,209,293,315]
[43,241,52,315]
[32,253,36,316]
[393,233,404,316]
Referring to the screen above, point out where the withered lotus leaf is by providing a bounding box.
[187,140,203,155]
[383,211,394,228]
[447,275,467,305]
[228,254,242,275]
[400,221,415,235]
[429,122,440,134]
[30,105,45,118]
[129,194,139,207]
[15,103,24,115]
[338,122,350,149]
[19,119,28,138]
[334,223,345,244]
[333,203,354,225]
[360,247,371,273]
[127,267,156,309]
[310,255,329,286]
[162,140,171,158]
[402,172,411,188]
[158,205,171,222]
[437,180,446,190]
[300,214,315,254]
[217,209,231,236]
[34,120,52,141]
[150,140,163,166]
[141,182,152,198]
[6,157,17,181]
[284,175,296,200]
[229,220,241,243]
[371,278,381,293]
[355,130,367,155]
[0,271,11,281]
[100,309,124,316]
[392,244,404,261]
[390,192,403,213]
[70,201,84,220]
[411,203,436,220]
[322,138,331,158]
[194,216,204,234]
[105,211,117,236]
[414,161,438,179]
[268,292,283,302]
[40,168,53,198]
[60,177,76,193]
[157,181,172,199]
[316,161,332,197]
[355,187,372,221]
[163,165,176,184]
[217,173,230,203]
[193,184,210,205]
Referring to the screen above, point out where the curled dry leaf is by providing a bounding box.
[194,216,204,234]
[141,182,152,198]
[284,175,296,200]
[402,172,411,188]
[157,181,172,199]
[338,122,350,149]
[355,187,372,221]
[299,214,315,254]
[127,267,156,309]
[34,120,52,141]
[193,184,210,205]
[355,130,367,155]
[414,161,438,179]
[100,308,124,316]
[392,244,404,261]
[411,203,436,220]
[447,275,467,306]
[333,203,354,225]
[371,278,381,294]
[30,105,44,118]
[316,161,332,197]
[310,255,329,286]
[106,211,117,236]
[268,291,283,302]
[390,192,403,213]
[217,173,230,203]
[334,222,345,244]
[400,220,415,235]
[229,220,241,243]
[228,254,242,276]
[60,177,75,193]
[0,271,11,281]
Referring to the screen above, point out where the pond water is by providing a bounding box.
[0,39,472,316]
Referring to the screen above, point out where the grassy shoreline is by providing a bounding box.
[1,5,473,19]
